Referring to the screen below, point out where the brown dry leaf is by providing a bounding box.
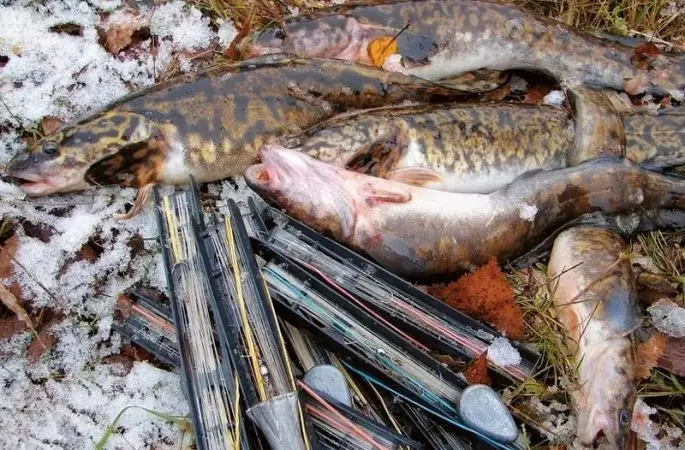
[635,42,661,58]
[636,331,667,379]
[523,83,554,105]
[40,116,64,135]
[99,9,150,54]
[367,36,399,67]
[0,234,17,279]
[0,234,23,300]
[658,336,685,376]
[0,283,42,348]
[631,42,660,70]
[463,352,491,385]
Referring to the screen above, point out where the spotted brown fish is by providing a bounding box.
[243,0,685,98]
[6,54,468,217]
[286,87,685,193]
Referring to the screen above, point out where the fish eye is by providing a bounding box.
[619,408,631,425]
[42,141,59,156]
[274,28,286,40]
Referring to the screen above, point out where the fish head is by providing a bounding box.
[245,145,360,241]
[575,340,637,449]
[244,16,363,60]
[7,111,160,195]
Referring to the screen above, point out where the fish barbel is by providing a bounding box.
[243,0,685,98]
[547,226,640,449]
[5,54,466,216]
[288,88,685,194]
[244,145,685,278]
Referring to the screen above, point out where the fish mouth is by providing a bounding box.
[244,163,276,190]
[5,170,57,195]
[6,169,88,196]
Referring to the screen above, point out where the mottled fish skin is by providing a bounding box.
[6,54,467,195]
[288,92,685,194]
[244,0,685,97]
[244,146,685,278]
[547,226,640,449]
[292,102,575,193]
[624,108,685,170]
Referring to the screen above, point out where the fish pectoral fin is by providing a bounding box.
[113,183,155,220]
[345,128,405,177]
[361,184,412,204]
[387,166,444,188]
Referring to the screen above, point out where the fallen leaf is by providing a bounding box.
[631,43,660,71]
[49,22,83,36]
[636,331,666,379]
[27,326,56,364]
[0,234,17,279]
[635,42,661,57]
[40,116,64,135]
[0,234,23,300]
[0,283,42,347]
[657,336,685,376]
[367,36,399,67]
[98,9,150,54]
[523,83,554,105]
[225,10,255,61]
[463,351,491,385]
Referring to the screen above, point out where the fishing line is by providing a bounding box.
[263,264,462,415]
[341,362,516,450]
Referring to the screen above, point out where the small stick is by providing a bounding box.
[381,23,411,53]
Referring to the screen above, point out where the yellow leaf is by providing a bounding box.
[367,36,399,67]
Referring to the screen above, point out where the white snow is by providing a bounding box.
[486,337,522,367]
[518,203,538,222]
[632,398,684,450]
[648,299,685,338]
[0,0,232,447]
[150,1,215,52]
[542,90,566,106]
[217,19,239,48]
[529,396,577,443]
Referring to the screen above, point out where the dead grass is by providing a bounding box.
[513,0,685,46]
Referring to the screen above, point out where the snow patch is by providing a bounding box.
[632,398,684,450]
[486,337,522,367]
[217,19,239,47]
[542,90,566,106]
[150,0,215,52]
[648,299,685,338]
[518,203,538,222]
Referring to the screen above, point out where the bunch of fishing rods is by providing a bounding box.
[113,179,554,450]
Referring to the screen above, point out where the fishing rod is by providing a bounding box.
[280,320,421,450]
[154,185,250,450]
[190,186,313,450]
[114,290,420,450]
[112,290,181,368]
[247,200,540,385]
[249,236,520,449]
